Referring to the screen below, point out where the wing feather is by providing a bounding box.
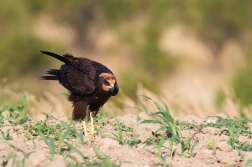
[59,65,95,94]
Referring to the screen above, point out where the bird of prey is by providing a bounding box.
[40,51,119,137]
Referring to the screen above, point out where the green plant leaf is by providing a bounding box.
[0,138,27,157]
[58,130,70,146]
[244,158,252,167]
[139,95,152,100]
[64,142,85,160]
[92,146,106,159]
[75,131,84,144]
[0,104,20,113]
[60,121,72,131]
[189,144,196,157]
[48,137,55,160]
[19,94,27,111]
[141,119,162,124]
[153,101,164,112]
[181,139,191,153]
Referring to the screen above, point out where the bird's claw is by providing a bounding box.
[83,113,96,138]
[85,131,96,137]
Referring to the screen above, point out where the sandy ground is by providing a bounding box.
[0,112,252,167]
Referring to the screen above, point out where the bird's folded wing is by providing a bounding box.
[59,66,95,94]
[72,60,97,80]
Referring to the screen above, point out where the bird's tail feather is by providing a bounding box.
[39,69,60,80]
[41,51,69,64]
[40,76,57,80]
[46,69,60,75]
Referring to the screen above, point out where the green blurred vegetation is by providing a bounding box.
[171,0,252,55]
[215,53,252,111]
[0,0,60,82]
[232,55,252,108]
[1,0,252,106]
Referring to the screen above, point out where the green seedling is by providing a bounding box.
[56,130,70,154]
[0,94,26,114]
[92,146,119,167]
[168,137,196,158]
[206,135,217,150]
[114,118,133,132]
[189,143,196,158]
[25,131,34,140]
[235,141,252,152]
[93,112,106,133]
[65,154,81,167]
[125,134,141,147]
[64,142,86,161]
[0,115,4,127]
[109,118,141,147]
[141,96,179,143]
[168,140,176,159]
[108,128,141,147]
[108,128,124,145]
[205,116,252,137]
[179,121,202,131]
[93,111,110,131]
[220,125,235,149]
[24,121,56,136]
[143,134,162,146]
[0,138,28,157]
[39,132,55,160]
[146,134,168,167]
[181,138,197,158]
[0,94,29,125]
[244,158,252,167]
[8,154,26,167]
[181,138,191,154]
[1,129,13,140]
[60,121,84,144]
[42,109,55,119]
[39,129,76,159]
[73,131,84,144]
[0,138,34,167]
[141,96,198,159]
[64,142,93,167]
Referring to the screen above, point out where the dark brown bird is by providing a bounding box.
[40,51,119,136]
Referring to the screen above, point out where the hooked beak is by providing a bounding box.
[108,84,114,91]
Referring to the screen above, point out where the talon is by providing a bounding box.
[89,131,96,137]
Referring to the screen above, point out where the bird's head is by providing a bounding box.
[99,73,116,92]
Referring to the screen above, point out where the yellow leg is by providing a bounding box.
[82,120,88,136]
[82,113,96,137]
[90,112,96,137]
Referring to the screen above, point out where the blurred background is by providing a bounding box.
[1,0,252,119]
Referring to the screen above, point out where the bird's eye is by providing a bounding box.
[105,81,110,85]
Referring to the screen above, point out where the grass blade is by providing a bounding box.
[0,104,20,113]
[92,146,106,159]
[244,158,252,167]
[19,95,27,111]
[92,146,115,167]
[48,137,55,160]
[141,119,162,124]
[0,139,27,157]
[75,131,84,144]
[64,142,85,160]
